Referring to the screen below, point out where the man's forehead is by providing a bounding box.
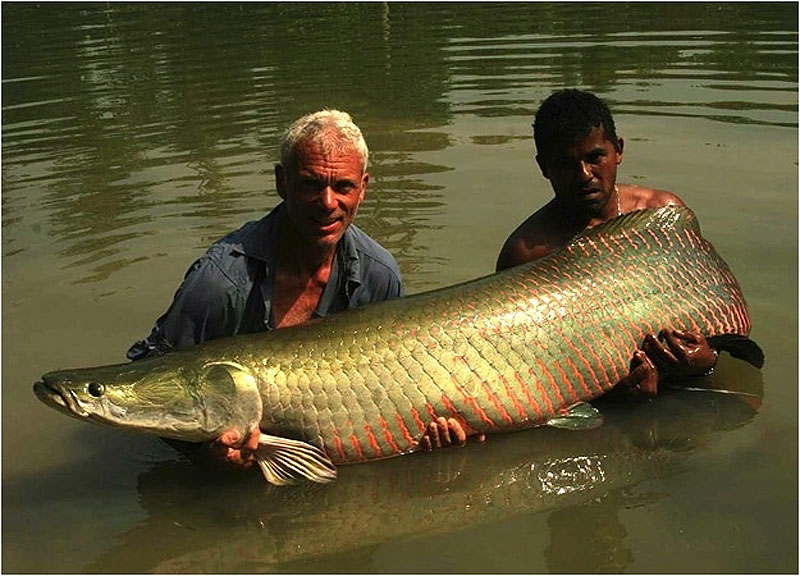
[294,137,359,159]
[288,141,365,177]
[549,124,612,154]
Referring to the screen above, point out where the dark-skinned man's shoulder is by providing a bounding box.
[496,202,567,271]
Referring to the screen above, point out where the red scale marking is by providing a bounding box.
[584,237,598,254]
[425,402,438,421]
[675,260,729,332]
[693,257,724,288]
[662,228,675,251]
[550,361,573,405]
[667,266,716,334]
[332,429,347,461]
[608,265,656,335]
[439,393,460,419]
[646,228,666,251]
[530,360,560,413]
[378,416,401,455]
[609,234,627,252]
[697,261,739,332]
[684,229,698,250]
[630,229,652,250]
[499,374,528,421]
[394,413,416,448]
[563,355,595,397]
[577,330,616,386]
[409,406,427,434]
[438,393,477,434]
[619,229,640,249]
[479,379,514,425]
[363,423,383,457]
[614,318,642,353]
[514,370,546,419]
[597,235,616,255]
[349,433,365,460]
[450,375,496,429]
[533,276,616,388]
[601,333,626,384]
[728,292,748,332]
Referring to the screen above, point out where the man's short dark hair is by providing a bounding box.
[533,89,618,161]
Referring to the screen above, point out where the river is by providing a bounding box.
[2,3,797,573]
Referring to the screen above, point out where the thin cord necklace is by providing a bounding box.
[615,185,622,217]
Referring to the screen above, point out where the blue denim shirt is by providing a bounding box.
[127,203,404,360]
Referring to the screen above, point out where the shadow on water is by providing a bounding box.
[76,356,763,573]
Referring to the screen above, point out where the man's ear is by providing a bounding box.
[615,137,625,164]
[359,172,369,204]
[535,154,549,179]
[275,164,286,200]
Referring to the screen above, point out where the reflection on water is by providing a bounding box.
[2,2,796,573]
[2,3,796,286]
[82,364,761,573]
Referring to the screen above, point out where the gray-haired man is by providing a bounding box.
[130,110,465,468]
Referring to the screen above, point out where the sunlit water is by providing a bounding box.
[3,3,797,573]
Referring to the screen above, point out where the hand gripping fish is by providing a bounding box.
[34,206,764,486]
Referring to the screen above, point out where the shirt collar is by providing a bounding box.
[338,224,363,295]
[230,202,365,320]
[230,203,282,265]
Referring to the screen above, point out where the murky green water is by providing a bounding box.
[3,3,797,573]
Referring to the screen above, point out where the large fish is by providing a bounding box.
[34,206,764,486]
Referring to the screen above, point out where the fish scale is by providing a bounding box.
[244,206,753,463]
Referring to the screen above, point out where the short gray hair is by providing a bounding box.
[280,109,369,173]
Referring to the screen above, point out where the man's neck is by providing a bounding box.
[555,188,621,231]
[272,218,339,329]
[277,217,337,279]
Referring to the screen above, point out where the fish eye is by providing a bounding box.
[87,382,105,398]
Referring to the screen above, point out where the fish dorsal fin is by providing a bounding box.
[546,401,604,430]
[255,433,337,486]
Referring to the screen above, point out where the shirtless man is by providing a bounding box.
[497,89,717,396]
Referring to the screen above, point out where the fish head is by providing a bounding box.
[33,357,262,443]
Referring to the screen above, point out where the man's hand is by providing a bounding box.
[642,329,717,379]
[614,349,659,399]
[612,329,717,399]
[417,417,486,451]
[190,428,261,471]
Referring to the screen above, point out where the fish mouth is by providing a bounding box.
[33,380,89,418]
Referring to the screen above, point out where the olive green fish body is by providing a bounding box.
[242,206,755,464]
[34,206,761,483]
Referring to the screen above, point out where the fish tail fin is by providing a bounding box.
[707,334,765,369]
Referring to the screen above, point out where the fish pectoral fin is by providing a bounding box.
[546,402,604,430]
[255,433,337,486]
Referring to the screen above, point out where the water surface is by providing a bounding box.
[3,3,797,573]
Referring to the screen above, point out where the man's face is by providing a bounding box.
[537,124,624,215]
[276,138,368,251]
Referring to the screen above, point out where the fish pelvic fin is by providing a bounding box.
[255,433,337,486]
[707,335,765,369]
[546,401,604,430]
